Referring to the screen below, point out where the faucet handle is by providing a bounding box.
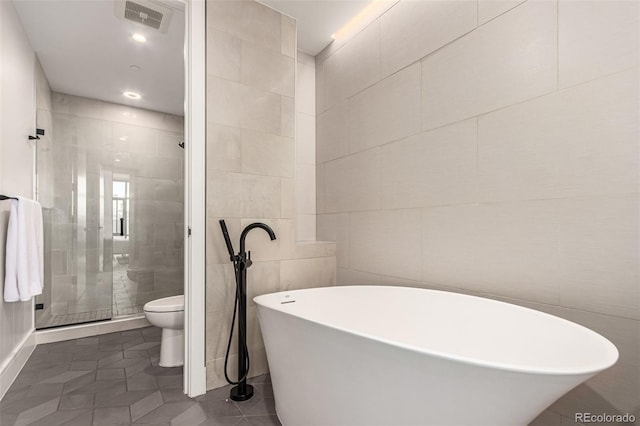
[246,251,252,268]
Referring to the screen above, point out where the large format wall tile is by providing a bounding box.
[557,196,639,320]
[478,69,639,203]
[559,0,639,89]
[241,41,295,97]
[207,76,281,136]
[324,149,380,213]
[207,171,281,218]
[280,257,337,291]
[206,28,241,82]
[381,119,477,209]
[421,0,557,130]
[381,0,476,77]
[207,0,281,53]
[348,63,421,154]
[478,0,526,24]
[350,209,422,281]
[323,21,381,111]
[316,101,348,163]
[240,129,294,178]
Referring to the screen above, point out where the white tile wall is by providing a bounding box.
[206,28,241,82]
[295,113,315,165]
[323,20,381,111]
[381,119,477,209]
[348,63,421,153]
[241,129,294,178]
[324,149,380,213]
[316,101,349,163]
[559,0,639,89]
[421,0,558,130]
[241,41,295,97]
[477,0,526,24]
[381,0,476,77]
[350,209,422,281]
[295,165,315,214]
[478,69,639,202]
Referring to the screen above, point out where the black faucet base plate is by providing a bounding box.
[230,384,254,401]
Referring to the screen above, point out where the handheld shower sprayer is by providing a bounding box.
[219,219,276,402]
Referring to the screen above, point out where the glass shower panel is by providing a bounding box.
[35,114,113,329]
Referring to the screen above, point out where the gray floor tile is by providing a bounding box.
[245,415,281,426]
[244,398,276,417]
[130,390,164,422]
[97,368,126,380]
[1,327,278,426]
[93,406,131,425]
[59,393,95,410]
[133,401,195,424]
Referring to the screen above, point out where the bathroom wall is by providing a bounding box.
[0,0,37,396]
[205,0,336,390]
[295,51,316,241]
[316,0,639,423]
[41,93,184,321]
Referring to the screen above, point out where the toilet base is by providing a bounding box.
[159,328,184,367]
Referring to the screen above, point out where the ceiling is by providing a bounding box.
[261,0,371,55]
[13,0,370,115]
[14,0,185,116]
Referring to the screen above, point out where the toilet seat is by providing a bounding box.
[143,295,184,313]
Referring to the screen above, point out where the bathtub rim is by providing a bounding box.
[255,285,619,377]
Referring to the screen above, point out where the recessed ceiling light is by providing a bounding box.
[115,158,121,162]
[132,33,146,43]
[119,136,128,141]
[123,91,141,100]
[129,65,141,71]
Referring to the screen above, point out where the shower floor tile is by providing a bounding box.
[0,327,281,426]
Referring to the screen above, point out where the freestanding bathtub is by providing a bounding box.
[254,286,618,426]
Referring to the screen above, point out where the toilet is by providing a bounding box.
[143,295,185,367]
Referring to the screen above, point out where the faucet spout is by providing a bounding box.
[239,222,276,254]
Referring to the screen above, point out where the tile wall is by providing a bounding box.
[205,0,336,390]
[316,0,639,423]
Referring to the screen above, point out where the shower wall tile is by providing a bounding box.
[280,178,295,218]
[296,52,315,116]
[156,131,184,159]
[206,123,241,173]
[380,0,476,77]
[317,213,349,268]
[206,76,281,136]
[477,0,526,24]
[281,15,296,58]
[247,261,281,306]
[206,171,281,219]
[336,268,382,286]
[295,113,315,165]
[206,28,241,82]
[241,41,295,97]
[556,196,639,320]
[324,149,380,213]
[280,257,337,291]
[241,129,294,178]
[295,214,316,241]
[348,62,421,154]
[381,119,477,209]
[559,0,639,89]
[295,165,315,215]
[316,100,348,163]
[323,20,381,111]
[207,0,281,54]
[316,164,325,214]
[280,96,295,138]
[350,209,422,281]
[478,69,639,203]
[421,0,557,130]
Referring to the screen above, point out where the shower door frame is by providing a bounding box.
[182,0,207,398]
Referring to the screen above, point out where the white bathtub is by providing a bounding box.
[255,286,618,426]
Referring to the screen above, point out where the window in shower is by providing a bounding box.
[112,180,130,237]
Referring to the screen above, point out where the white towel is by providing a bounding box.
[3,197,44,302]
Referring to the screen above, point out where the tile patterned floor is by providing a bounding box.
[0,327,281,426]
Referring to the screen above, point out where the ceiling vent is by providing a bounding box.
[115,0,174,33]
